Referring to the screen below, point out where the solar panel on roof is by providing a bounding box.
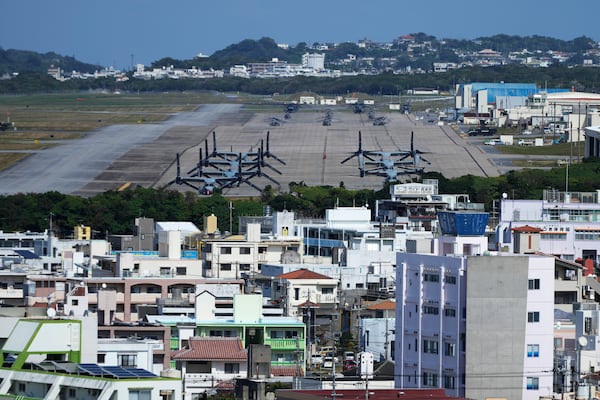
[77,363,158,379]
[103,366,138,378]
[129,368,157,377]
[14,249,40,259]
[78,363,106,376]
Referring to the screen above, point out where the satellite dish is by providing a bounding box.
[46,308,56,318]
[578,336,588,347]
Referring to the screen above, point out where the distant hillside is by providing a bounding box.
[0,48,101,75]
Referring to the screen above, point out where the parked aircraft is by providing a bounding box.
[167,153,239,195]
[170,131,286,194]
[341,131,430,181]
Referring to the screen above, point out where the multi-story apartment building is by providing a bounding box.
[173,293,306,378]
[496,189,600,264]
[395,209,556,399]
[200,223,302,278]
[395,252,555,400]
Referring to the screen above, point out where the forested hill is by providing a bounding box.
[2,33,597,74]
[0,48,101,75]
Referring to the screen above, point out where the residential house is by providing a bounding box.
[174,293,306,378]
[172,337,247,398]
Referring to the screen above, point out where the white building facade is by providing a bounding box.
[395,252,555,400]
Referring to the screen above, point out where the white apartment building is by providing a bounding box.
[302,53,325,71]
[496,189,600,264]
[200,223,302,279]
[271,269,338,318]
[395,252,555,400]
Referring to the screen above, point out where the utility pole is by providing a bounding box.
[384,318,389,360]
[229,201,234,233]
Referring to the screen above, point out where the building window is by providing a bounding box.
[424,305,439,315]
[118,354,137,367]
[129,389,151,400]
[443,375,456,389]
[204,261,212,269]
[160,267,171,276]
[221,263,232,271]
[210,330,223,336]
[528,279,540,290]
[423,339,438,354]
[585,317,594,334]
[422,371,438,386]
[527,344,539,357]
[294,288,299,300]
[258,247,267,253]
[444,275,457,284]
[225,363,240,374]
[97,353,106,363]
[444,342,455,357]
[68,388,76,397]
[240,247,251,255]
[423,273,440,282]
[554,337,563,349]
[176,267,187,275]
[528,312,540,323]
[220,247,232,254]
[444,308,456,317]
[240,264,251,271]
[526,377,539,390]
[322,287,334,295]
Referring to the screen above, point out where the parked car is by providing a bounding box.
[311,354,323,365]
[343,360,357,371]
[319,346,334,357]
[522,129,533,135]
[343,351,355,361]
[322,351,339,369]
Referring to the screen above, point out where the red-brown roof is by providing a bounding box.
[271,366,304,377]
[298,300,320,308]
[172,337,247,361]
[277,269,333,280]
[512,224,542,233]
[367,299,396,311]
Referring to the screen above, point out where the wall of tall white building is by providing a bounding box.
[465,255,554,400]
[302,53,325,70]
[394,253,466,397]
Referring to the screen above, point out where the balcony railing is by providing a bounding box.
[264,338,304,350]
[0,288,23,299]
[184,372,244,387]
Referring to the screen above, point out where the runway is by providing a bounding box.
[0,103,539,197]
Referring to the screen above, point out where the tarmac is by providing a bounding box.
[0,103,559,197]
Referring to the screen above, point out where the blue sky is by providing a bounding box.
[1,0,599,69]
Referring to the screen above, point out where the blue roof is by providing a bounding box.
[465,83,569,103]
[438,211,489,236]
